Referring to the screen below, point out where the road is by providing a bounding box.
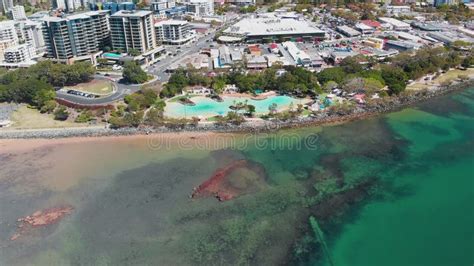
[146,31,217,82]
[55,74,142,106]
[146,15,240,82]
[55,17,235,106]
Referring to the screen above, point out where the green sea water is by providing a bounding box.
[0,88,473,265]
[324,89,474,266]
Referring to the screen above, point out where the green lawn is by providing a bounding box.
[66,80,114,95]
[407,68,474,91]
[9,106,91,129]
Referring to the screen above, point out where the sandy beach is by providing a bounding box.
[0,131,230,154]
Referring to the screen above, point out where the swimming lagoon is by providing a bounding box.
[164,95,307,118]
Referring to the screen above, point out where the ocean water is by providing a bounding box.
[0,88,472,265]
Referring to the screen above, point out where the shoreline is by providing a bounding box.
[0,79,472,141]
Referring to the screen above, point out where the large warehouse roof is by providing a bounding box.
[224,16,324,37]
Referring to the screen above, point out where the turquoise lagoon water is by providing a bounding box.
[103,53,122,58]
[164,95,304,118]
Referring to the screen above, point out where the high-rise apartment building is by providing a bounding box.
[42,10,110,64]
[0,0,13,14]
[109,10,156,54]
[17,20,46,55]
[11,5,27,21]
[3,43,36,63]
[54,0,67,10]
[0,20,19,60]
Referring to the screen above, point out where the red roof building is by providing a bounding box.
[361,20,382,29]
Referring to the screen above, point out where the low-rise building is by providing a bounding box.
[336,25,361,37]
[330,50,358,64]
[355,23,375,35]
[282,41,311,66]
[411,21,442,31]
[384,5,411,15]
[225,0,255,6]
[247,55,267,70]
[378,17,411,31]
[248,44,262,56]
[362,37,384,49]
[155,20,195,45]
[222,13,325,43]
[384,40,421,51]
[360,20,382,30]
[218,45,232,68]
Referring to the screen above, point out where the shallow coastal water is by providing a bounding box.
[0,88,473,265]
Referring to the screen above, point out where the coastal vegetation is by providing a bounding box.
[108,88,166,128]
[0,60,94,112]
[162,65,321,98]
[162,47,472,103]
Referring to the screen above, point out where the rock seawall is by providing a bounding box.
[1,80,472,139]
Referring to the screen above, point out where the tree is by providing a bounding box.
[363,78,384,95]
[128,49,141,57]
[317,67,346,84]
[75,110,93,123]
[123,61,148,84]
[461,56,473,68]
[54,106,69,121]
[381,66,408,95]
[211,77,226,94]
[340,56,364,74]
[33,89,56,109]
[40,100,57,113]
[323,81,338,92]
[145,107,164,127]
[246,104,256,117]
[154,99,166,111]
[268,103,278,115]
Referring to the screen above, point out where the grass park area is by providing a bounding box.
[407,68,474,91]
[66,79,114,96]
[9,106,91,129]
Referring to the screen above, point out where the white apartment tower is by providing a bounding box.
[0,0,13,14]
[0,21,19,60]
[109,10,157,54]
[11,5,27,21]
[42,10,110,64]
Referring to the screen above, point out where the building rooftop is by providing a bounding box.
[360,20,381,28]
[355,23,373,31]
[155,19,188,26]
[378,17,410,28]
[42,11,109,22]
[0,20,16,28]
[337,25,361,36]
[224,15,324,37]
[111,10,152,17]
